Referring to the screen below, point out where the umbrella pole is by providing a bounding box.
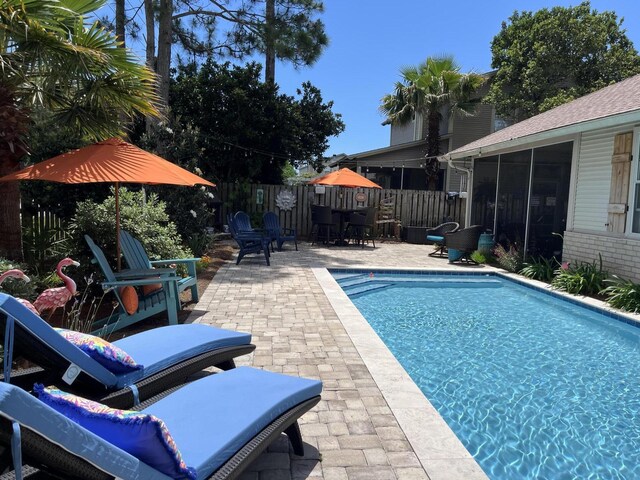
[115,182,121,271]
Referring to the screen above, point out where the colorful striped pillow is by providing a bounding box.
[34,384,195,479]
[55,328,143,374]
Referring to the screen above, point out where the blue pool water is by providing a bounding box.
[334,271,640,480]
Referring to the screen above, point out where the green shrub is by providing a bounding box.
[551,255,608,296]
[70,188,192,274]
[470,250,488,264]
[601,276,640,313]
[519,256,557,282]
[493,244,523,272]
[187,232,212,257]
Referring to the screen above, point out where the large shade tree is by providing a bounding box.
[168,60,344,184]
[0,0,159,259]
[380,56,484,190]
[487,1,640,122]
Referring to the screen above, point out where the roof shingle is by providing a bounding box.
[447,73,640,158]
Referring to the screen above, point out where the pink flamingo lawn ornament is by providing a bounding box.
[0,269,39,315]
[34,258,80,318]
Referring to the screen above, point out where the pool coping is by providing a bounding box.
[313,267,490,480]
[314,265,640,480]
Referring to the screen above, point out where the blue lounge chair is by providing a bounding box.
[263,211,298,252]
[119,230,200,303]
[234,211,257,233]
[0,293,255,408]
[228,215,271,266]
[0,367,322,479]
[86,235,184,335]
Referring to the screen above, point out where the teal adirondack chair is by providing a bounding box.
[119,230,200,303]
[85,235,181,335]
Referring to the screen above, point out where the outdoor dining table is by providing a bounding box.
[331,207,367,246]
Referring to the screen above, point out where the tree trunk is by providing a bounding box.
[264,0,276,84]
[0,86,28,260]
[156,0,173,112]
[144,0,157,137]
[115,0,126,47]
[144,0,156,69]
[424,111,441,191]
[0,164,24,261]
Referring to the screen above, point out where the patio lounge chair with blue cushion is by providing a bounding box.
[119,230,200,303]
[228,215,271,266]
[426,222,459,257]
[444,225,483,264]
[263,212,298,252]
[0,293,255,409]
[0,367,322,479]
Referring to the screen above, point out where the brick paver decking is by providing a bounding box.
[190,241,482,480]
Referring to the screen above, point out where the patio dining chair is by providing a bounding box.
[426,221,460,257]
[0,367,322,480]
[310,205,337,246]
[345,208,376,248]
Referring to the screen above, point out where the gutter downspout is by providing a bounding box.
[441,154,472,227]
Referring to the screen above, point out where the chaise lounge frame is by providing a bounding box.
[0,386,320,480]
[0,310,256,409]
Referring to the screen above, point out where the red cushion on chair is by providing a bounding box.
[119,286,139,315]
[142,283,163,296]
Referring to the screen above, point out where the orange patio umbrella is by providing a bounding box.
[0,137,215,269]
[309,167,382,189]
[309,167,381,208]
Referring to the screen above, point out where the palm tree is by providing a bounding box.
[0,0,160,259]
[380,56,485,190]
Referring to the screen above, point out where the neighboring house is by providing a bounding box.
[332,77,501,192]
[443,74,640,281]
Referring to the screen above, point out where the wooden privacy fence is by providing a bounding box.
[217,183,466,238]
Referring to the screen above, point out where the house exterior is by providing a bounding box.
[332,78,499,192]
[444,74,640,282]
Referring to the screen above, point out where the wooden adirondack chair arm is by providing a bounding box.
[115,268,176,279]
[150,258,200,265]
[102,276,180,289]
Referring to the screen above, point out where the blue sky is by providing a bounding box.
[270,0,640,156]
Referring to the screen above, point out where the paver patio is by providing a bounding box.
[189,241,488,480]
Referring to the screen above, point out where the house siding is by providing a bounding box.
[450,104,494,150]
[573,125,634,232]
[390,122,416,146]
[563,230,640,282]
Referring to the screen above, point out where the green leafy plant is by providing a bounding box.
[493,244,523,272]
[470,250,488,264]
[551,255,608,296]
[601,276,640,313]
[22,221,72,273]
[187,232,212,257]
[519,256,558,282]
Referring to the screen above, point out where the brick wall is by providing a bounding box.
[564,231,640,282]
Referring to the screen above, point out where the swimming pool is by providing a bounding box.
[333,271,640,480]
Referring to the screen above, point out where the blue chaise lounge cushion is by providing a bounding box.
[143,366,323,478]
[112,324,251,382]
